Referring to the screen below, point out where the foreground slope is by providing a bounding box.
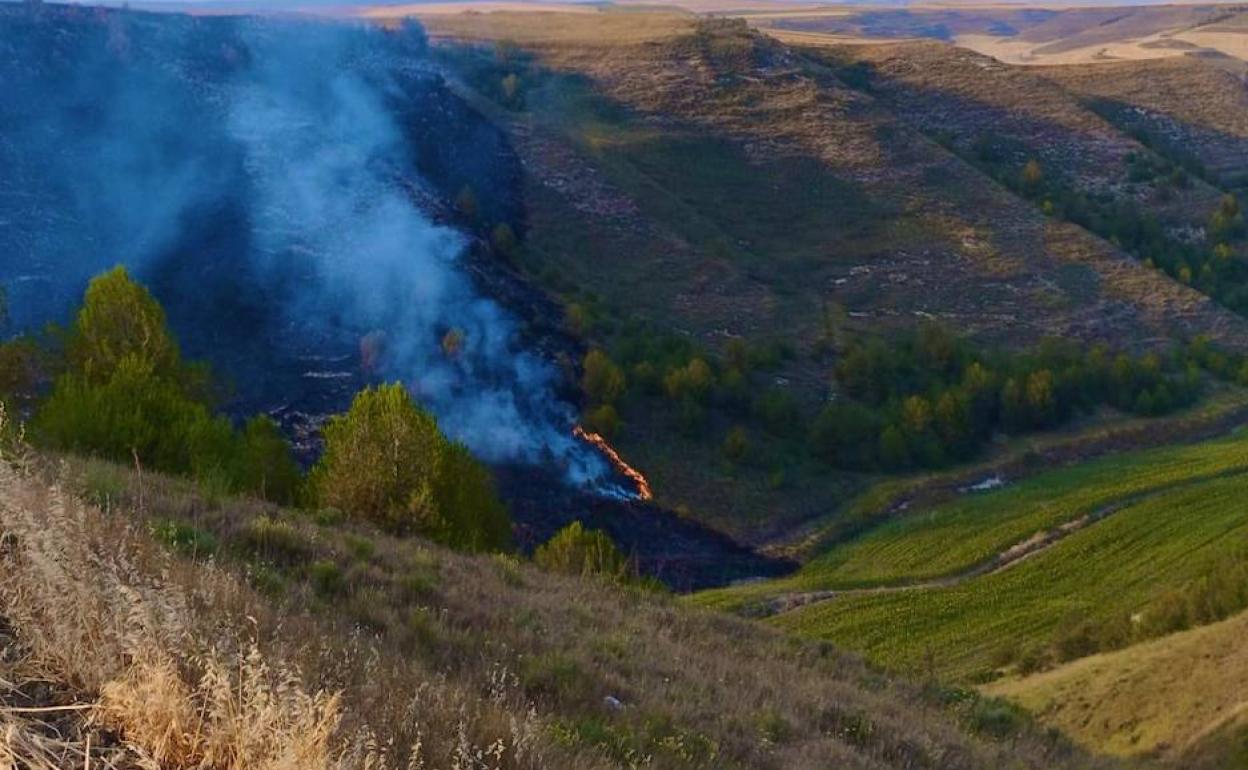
[986,609,1248,767]
[0,447,1114,770]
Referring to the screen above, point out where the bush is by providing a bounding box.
[722,426,749,463]
[310,383,510,552]
[242,515,311,561]
[32,267,299,500]
[582,350,625,406]
[533,521,630,581]
[584,404,621,438]
[235,416,301,505]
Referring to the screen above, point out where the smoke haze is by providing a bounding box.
[0,8,617,489]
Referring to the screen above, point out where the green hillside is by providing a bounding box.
[696,430,1248,612]
[760,450,1248,680]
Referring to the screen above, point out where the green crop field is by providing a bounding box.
[767,469,1248,680]
[695,432,1248,612]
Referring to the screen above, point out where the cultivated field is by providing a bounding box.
[763,455,1248,679]
[698,429,1248,613]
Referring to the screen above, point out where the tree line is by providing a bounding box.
[0,268,514,552]
[582,319,1210,474]
[971,135,1248,316]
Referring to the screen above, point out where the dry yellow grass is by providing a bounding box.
[381,8,697,47]
[985,609,1248,764]
[0,421,561,770]
[0,451,348,769]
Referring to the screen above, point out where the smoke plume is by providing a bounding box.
[0,9,619,490]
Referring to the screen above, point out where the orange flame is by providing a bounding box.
[574,425,653,501]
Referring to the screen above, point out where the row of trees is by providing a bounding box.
[0,267,513,553]
[814,331,1199,471]
[992,148,1248,315]
[581,320,1204,474]
[31,267,304,503]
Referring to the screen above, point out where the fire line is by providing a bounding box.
[573,425,654,501]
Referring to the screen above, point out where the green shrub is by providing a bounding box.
[968,698,1026,740]
[309,384,510,552]
[77,461,128,509]
[234,416,301,504]
[241,515,311,561]
[520,652,595,705]
[399,569,439,601]
[249,564,287,598]
[533,521,630,581]
[32,267,300,501]
[308,559,345,597]
[150,519,218,557]
[343,533,376,562]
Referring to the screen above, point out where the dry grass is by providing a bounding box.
[0,453,349,770]
[0,422,577,770]
[397,9,697,47]
[0,405,1125,770]
[985,608,1248,765]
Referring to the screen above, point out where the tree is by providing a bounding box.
[663,358,714,403]
[1024,369,1057,427]
[1000,377,1025,432]
[66,266,181,386]
[1211,194,1243,240]
[430,441,512,552]
[934,390,971,456]
[811,402,880,469]
[916,321,957,376]
[901,395,933,437]
[582,350,625,405]
[1020,159,1044,195]
[722,425,749,463]
[310,384,510,551]
[0,336,38,406]
[235,416,302,505]
[534,521,630,580]
[585,403,621,438]
[879,424,910,469]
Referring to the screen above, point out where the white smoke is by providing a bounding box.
[225,22,616,485]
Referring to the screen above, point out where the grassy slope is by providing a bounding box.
[1036,55,1248,184]
[27,453,1116,770]
[696,427,1248,612]
[767,467,1248,681]
[985,608,1248,766]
